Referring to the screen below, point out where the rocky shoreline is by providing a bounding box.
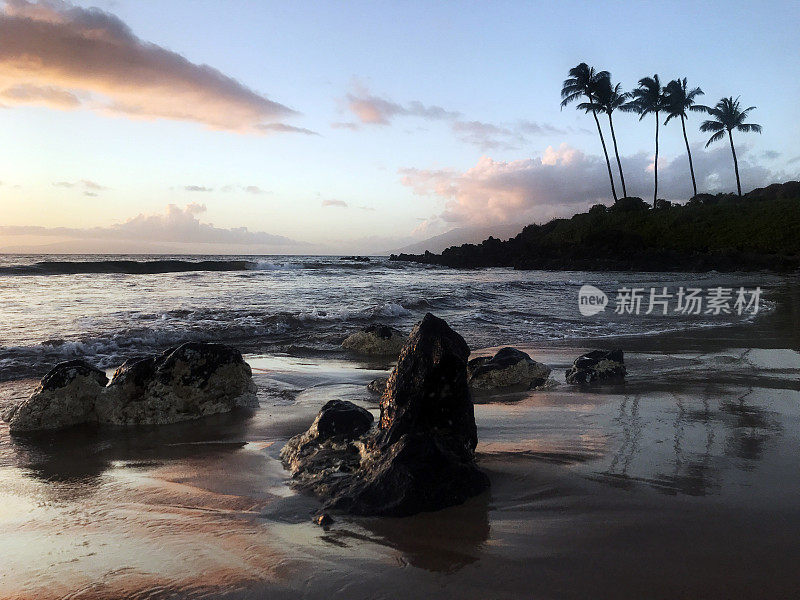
[2,315,626,521]
[390,181,800,272]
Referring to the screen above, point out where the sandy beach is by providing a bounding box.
[1,294,798,600]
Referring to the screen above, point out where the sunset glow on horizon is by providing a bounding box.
[1,0,798,254]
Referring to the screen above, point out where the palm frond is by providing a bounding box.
[737,123,763,133]
[699,120,724,132]
[704,129,726,147]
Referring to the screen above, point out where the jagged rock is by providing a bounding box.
[280,400,373,497]
[2,360,108,432]
[565,349,626,385]
[376,313,477,452]
[341,324,407,356]
[97,342,258,425]
[327,431,489,517]
[367,377,388,395]
[467,347,551,390]
[282,313,489,517]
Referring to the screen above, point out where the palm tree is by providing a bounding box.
[624,75,665,207]
[579,75,630,198]
[699,97,762,197]
[664,78,705,197]
[561,63,618,201]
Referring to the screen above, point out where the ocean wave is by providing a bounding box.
[248,260,303,271]
[0,258,398,276]
[0,259,254,276]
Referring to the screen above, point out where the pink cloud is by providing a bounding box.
[401,143,785,230]
[321,199,348,208]
[0,203,303,247]
[0,0,311,133]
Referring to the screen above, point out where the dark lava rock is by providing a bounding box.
[309,399,374,442]
[282,313,489,517]
[98,342,258,425]
[377,313,476,452]
[565,349,626,385]
[3,344,258,432]
[3,360,108,432]
[39,360,108,391]
[280,400,373,497]
[328,431,489,517]
[467,347,551,390]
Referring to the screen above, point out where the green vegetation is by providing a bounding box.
[391,182,800,272]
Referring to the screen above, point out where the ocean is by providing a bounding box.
[0,254,783,382]
[2,254,800,599]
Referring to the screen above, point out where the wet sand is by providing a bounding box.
[1,308,799,599]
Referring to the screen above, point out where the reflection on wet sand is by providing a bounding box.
[1,342,799,599]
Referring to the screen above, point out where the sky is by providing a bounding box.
[1,0,798,254]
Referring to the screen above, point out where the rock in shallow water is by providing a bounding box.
[341,324,407,356]
[565,349,626,385]
[367,377,388,395]
[2,342,258,432]
[280,400,374,497]
[468,347,551,390]
[2,360,108,432]
[97,342,258,425]
[282,313,489,517]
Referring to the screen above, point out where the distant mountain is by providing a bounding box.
[389,224,525,255]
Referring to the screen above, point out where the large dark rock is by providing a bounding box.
[2,360,108,432]
[327,432,490,517]
[467,347,551,391]
[341,324,407,356]
[565,349,626,385]
[282,313,489,517]
[97,342,258,425]
[378,313,476,452]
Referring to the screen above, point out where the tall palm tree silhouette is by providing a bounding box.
[561,63,618,201]
[624,75,665,207]
[664,78,705,197]
[579,75,630,198]
[699,97,762,196]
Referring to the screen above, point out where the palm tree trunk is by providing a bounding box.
[590,106,618,202]
[653,111,659,208]
[680,115,698,197]
[728,129,742,196]
[607,112,627,198]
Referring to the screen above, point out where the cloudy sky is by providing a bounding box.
[1,0,798,253]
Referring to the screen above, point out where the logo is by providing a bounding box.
[578,285,608,316]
